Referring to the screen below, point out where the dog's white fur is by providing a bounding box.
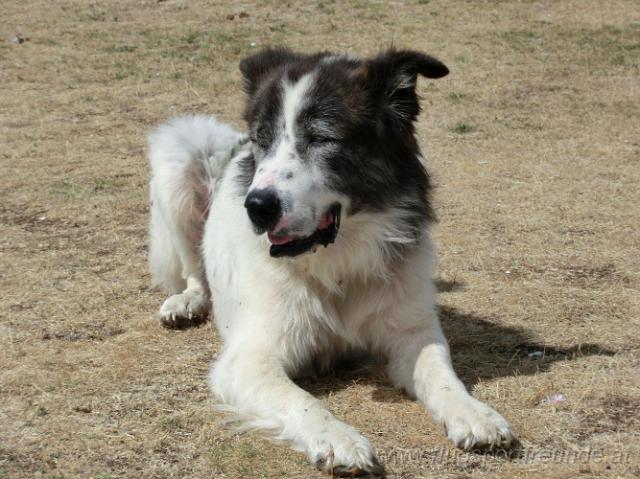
[148,114,515,473]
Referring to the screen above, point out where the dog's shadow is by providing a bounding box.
[299,282,615,401]
[436,304,615,389]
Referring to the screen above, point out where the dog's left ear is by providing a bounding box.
[365,49,449,129]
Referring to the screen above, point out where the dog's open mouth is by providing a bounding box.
[268,204,341,258]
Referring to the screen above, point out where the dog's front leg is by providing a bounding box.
[384,310,516,450]
[210,344,384,477]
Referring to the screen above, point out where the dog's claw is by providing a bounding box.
[330,461,386,478]
[442,398,516,452]
[309,424,384,478]
[158,290,210,329]
[316,461,385,478]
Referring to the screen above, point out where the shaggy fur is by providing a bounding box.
[147,48,516,476]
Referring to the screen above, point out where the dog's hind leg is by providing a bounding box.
[148,115,242,328]
[148,152,210,328]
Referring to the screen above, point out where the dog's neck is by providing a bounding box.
[288,208,429,293]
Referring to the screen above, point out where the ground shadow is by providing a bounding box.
[434,278,465,293]
[438,305,615,388]
[299,304,616,401]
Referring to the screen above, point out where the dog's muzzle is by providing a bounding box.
[267,204,341,258]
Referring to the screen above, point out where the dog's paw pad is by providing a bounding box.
[158,291,209,329]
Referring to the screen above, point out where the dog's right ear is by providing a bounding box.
[240,47,300,96]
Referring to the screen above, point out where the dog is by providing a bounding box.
[147,47,515,476]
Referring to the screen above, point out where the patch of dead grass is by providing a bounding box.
[2,1,640,478]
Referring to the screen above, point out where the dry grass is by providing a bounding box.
[1,1,639,478]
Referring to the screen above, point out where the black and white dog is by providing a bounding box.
[147,48,515,476]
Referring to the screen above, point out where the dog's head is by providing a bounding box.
[237,47,448,258]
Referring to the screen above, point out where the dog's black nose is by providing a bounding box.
[244,188,282,231]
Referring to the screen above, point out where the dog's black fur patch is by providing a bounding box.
[237,48,449,242]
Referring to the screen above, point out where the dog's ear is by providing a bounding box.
[365,49,449,129]
[240,47,300,96]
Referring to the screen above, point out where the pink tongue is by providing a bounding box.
[268,233,295,245]
[317,211,333,229]
[268,212,333,245]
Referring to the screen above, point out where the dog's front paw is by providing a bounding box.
[307,423,384,477]
[443,398,515,450]
[158,290,209,328]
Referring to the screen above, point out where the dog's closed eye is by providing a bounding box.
[307,135,337,147]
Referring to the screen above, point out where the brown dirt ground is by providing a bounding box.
[1,1,639,478]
